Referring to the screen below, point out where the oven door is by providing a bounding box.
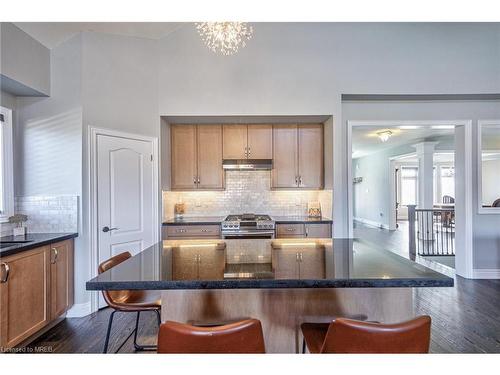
[222,230,275,239]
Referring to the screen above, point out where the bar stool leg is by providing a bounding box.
[103,310,116,353]
[133,311,158,351]
[155,309,161,326]
[302,337,306,354]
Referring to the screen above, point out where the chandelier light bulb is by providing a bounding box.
[196,22,253,56]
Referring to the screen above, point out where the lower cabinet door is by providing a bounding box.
[50,240,74,320]
[0,246,51,348]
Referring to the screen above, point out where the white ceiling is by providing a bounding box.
[14,22,185,49]
[352,126,455,158]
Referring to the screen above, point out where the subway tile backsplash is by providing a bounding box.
[163,171,332,219]
[13,195,78,234]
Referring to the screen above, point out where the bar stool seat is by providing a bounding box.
[157,319,266,353]
[106,290,161,311]
[301,316,431,354]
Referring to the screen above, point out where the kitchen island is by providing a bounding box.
[87,238,452,353]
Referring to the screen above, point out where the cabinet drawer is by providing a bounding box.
[276,224,305,238]
[305,223,331,238]
[166,225,221,239]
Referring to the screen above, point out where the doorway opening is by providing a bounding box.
[348,121,473,277]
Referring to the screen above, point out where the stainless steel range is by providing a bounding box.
[221,214,275,239]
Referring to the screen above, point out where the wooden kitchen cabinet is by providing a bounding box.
[272,247,325,279]
[50,240,74,320]
[171,124,198,190]
[0,239,75,349]
[0,246,50,348]
[276,223,331,239]
[247,125,272,159]
[164,224,221,239]
[222,125,248,159]
[305,223,332,238]
[223,124,272,160]
[171,124,223,190]
[272,124,299,188]
[197,125,224,189]
[272,124,323,189]
[172,245,225,280]
[298,124,323,188]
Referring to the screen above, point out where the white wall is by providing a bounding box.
[158,22,500,240]
[0,23,50,96]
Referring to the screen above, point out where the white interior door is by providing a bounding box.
[96,133,156,308]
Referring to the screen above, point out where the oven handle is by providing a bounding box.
[222,230,275,238]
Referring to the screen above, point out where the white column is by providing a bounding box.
[413,142,438,241]
[413,142,438,209]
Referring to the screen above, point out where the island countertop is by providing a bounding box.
[86,238,453,290]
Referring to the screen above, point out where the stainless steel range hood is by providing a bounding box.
[222,159,273,170]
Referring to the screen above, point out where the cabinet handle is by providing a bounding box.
[0,262,10,283]
[295,176,298,186]
[305,227,309,237]
[299,176,303,187]
[194,176,197,184]
[296,253,300,261]
[51,248,59,264]
[197,177,200,184]
[287,228,296,232]
[299,253,303,262]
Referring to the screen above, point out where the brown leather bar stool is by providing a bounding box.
[157,319,265,353]
[301,316,431,353]
[99,252,161,353]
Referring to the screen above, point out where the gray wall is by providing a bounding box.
[344,100,500,270]
[0,23,50,96]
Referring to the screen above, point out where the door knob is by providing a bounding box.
[102,226,119,233]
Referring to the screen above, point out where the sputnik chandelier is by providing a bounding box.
[195,22,253,56]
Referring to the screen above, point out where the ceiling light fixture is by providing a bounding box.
[195,22,253,56]
[377,130,393,142]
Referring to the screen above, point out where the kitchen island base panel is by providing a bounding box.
[161,288,413,353]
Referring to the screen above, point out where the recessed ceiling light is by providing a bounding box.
[377,130,393,142]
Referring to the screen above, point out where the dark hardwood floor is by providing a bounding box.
[26,222,500,353]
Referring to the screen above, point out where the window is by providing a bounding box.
[0,106,14,222]
[400,166,418,205]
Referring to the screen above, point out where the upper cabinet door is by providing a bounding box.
[197,125,224,190]
[247,124,272,159]
[298,124,324,189]
[272,124,298,188]
[171,125,198,190]
[223,125,248,159]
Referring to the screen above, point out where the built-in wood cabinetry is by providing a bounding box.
[272,124,323,189]
[223,124,272,159]
[171,244,225,280]
[272,247,325,279]
[50,240,74,320]
[164,225,221,240]
[275,223,331,239]
[171,124,223,190]
[0,239,74,348]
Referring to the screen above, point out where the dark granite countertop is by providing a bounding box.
[162,216,333,225]
[273,216,333,224]
[86,238,453,290]
[0,233,78,257]
[163,216,225,226]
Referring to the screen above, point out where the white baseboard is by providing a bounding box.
[66,301,92,317]
[354,217,390,230]
[472,269,500,279]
